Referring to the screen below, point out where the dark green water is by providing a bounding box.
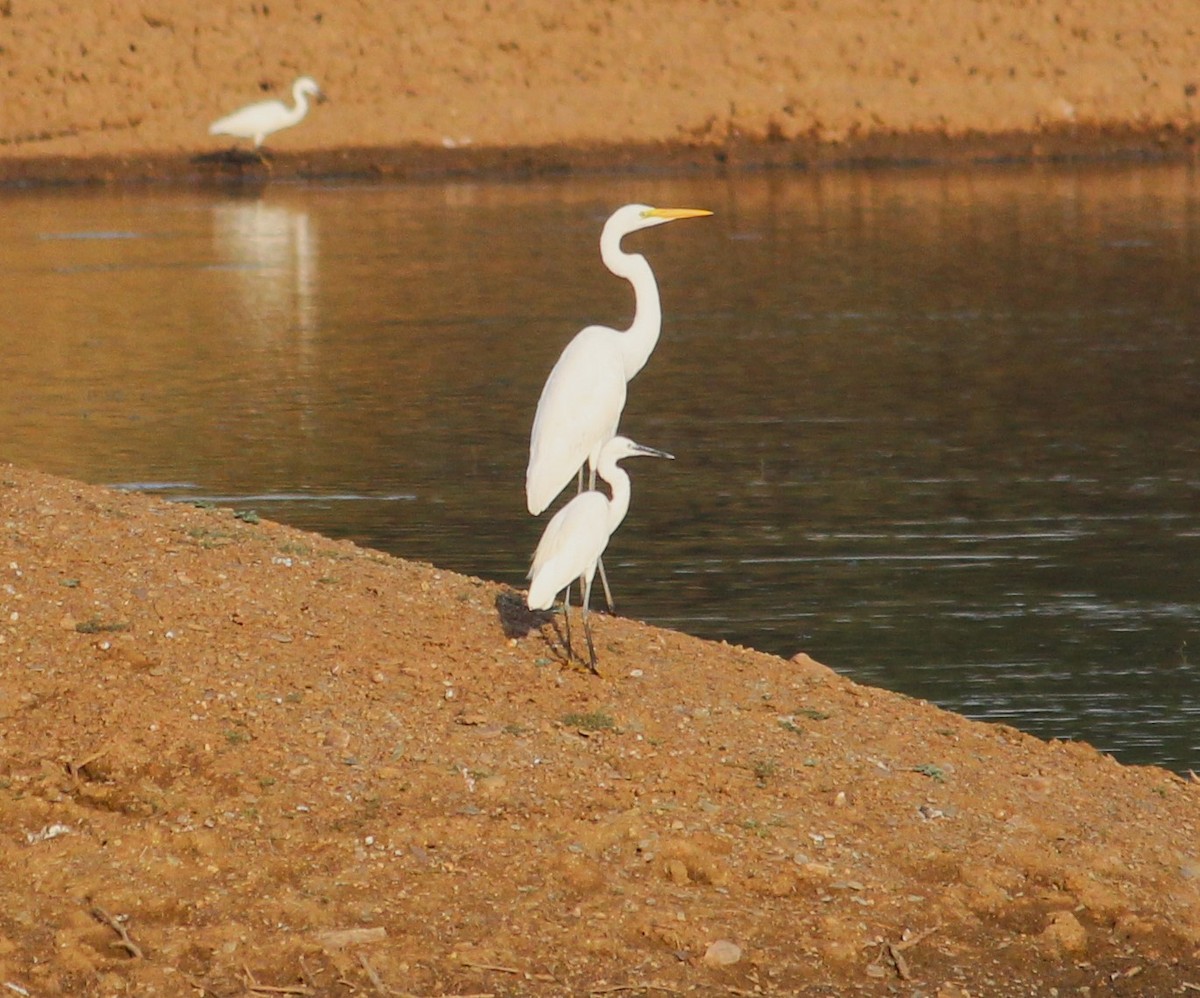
[2,165,1198,769]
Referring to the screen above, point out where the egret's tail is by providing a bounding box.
[525,472,561,517]
[526,580,556,611]
[527,557,570,611]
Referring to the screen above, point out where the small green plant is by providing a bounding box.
[751,758,779,781]
[911,763,946,783]
[562,710,616,732]
[234,509,260,524]
[75,618,129,634]
[184,525,235,548]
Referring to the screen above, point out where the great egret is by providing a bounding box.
[527,435,673,674]
[526,204,709,514]
[525,203,710,608]
[209,76,327,150]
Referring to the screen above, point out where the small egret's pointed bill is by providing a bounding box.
[642,207,713,221]
[629,442,675,461]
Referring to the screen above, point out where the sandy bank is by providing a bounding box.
[1,464,1199,994]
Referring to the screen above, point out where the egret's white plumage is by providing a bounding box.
[527,435,673,673]
[209,76,326,149]
[525,204,711,517]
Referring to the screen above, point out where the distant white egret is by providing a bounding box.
[527,435,673,674]
[209,76,327,151]
[525,203,710,607]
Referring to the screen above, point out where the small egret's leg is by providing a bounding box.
[581,573,600,675]
[250,138,273,170]
[561,583,574,662]
[580,462,616,613]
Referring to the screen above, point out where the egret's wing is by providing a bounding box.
[527,492,609,609]
[526,327,626,514]
[209,99,286,137]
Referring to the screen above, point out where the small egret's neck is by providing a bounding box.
[289,84,312,123]
[600,224,662,381]
[597,458,633,534]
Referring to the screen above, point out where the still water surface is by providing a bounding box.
[2,166,1198,770]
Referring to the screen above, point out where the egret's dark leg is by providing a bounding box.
[581,572,600,675]
[561,581,575,662]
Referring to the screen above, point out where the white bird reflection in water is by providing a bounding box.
[210,198,321,435]
[210,198,320,346]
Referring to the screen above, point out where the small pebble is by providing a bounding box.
[323,727,351,750]
[703,939,742,967]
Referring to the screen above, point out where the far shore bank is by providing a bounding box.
[3,124,1199,188]
[8,1,1200,190]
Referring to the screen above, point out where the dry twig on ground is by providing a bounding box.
[241,963,313,995]
[89,903,142,959]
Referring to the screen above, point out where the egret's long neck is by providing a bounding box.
[600,227,662,381]
[599,461,633,535]
[289,87,311,126]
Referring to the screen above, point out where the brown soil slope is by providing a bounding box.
[2,465,1199,996]
[2,1,1200,181]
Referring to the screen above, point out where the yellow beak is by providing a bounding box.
[644,207,713,220]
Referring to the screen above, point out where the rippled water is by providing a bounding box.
[1,165,1198,769]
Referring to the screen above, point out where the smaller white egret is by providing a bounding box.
[526,435,673,674]
[209,76,327,151]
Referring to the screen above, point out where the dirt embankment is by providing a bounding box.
[2,1,1199,183]
[2,465,1200,996]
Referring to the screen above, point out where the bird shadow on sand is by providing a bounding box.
[494,591,575,664]
[495,590,551,640]
[494,590,609,674]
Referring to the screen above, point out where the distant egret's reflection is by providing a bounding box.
[210,198,320,434]
[211,198,319,345]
